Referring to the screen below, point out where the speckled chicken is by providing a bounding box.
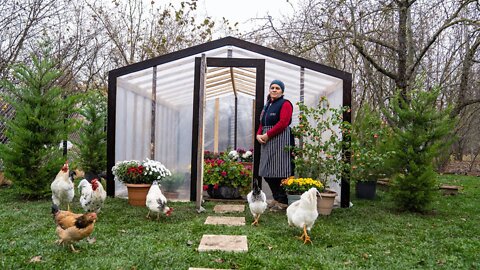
[247,178,267,226]
[146,181,173,220]
[286,187,319,244]
[78,178,106,213]
[50,161,74,211]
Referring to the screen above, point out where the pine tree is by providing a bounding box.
[385,82,456,212]
[0,48,78,199]
[74,90,107,176]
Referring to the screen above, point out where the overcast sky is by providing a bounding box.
[171,0,297,35]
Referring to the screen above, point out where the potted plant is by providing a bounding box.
[160,171,185,199]
[202,152,252,199]
[281,176,323,205]
[351,104,391,199]
[290,97,351,214]
[112,158,171,206]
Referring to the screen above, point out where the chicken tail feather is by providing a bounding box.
[52,204,60,216]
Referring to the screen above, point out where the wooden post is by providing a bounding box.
[151,66,157,159]
[214,98,219,153]
[196,54,207,210]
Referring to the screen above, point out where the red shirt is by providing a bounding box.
[257,100,293,138]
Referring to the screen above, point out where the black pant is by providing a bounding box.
[264,177,288,204]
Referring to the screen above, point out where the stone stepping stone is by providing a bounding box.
[205,216,245,226]
[198,234,248,253]
[213,204,245,213]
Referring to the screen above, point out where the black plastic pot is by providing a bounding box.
[206,185,241,199]
[355,180,377,200]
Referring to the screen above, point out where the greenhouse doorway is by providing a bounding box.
[190,57,265,201]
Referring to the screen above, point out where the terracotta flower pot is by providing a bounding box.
[126,183,151,206]
[163,191,179,199]
[317,189,337,215]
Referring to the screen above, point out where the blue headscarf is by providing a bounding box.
[270,79,285,92]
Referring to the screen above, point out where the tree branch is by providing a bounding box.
[352,40,398,81]
[407,0,477,78]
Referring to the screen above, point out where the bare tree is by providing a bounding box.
[0,0,59,78]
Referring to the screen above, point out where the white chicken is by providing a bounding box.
[78,178,106,213]
[247,178,267,226]
[146,181,173,220]
[286,187,319,244]
[51,161,74,211]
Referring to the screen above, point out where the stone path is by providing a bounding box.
[204,216,245,226]
[213,204,245,213]
[191,203,248,268]
[198,234,248,252]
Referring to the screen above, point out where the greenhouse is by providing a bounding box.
[107,36,352,207]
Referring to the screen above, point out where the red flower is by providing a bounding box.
[203,185,208,191]
[373,134,379,139]
[221,171,227,177]
[213,183,219,190]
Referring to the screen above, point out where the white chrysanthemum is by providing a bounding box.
[228,150,239,160]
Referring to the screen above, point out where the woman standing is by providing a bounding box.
[256,79,294,211]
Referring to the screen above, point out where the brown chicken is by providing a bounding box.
[52,204,97,252]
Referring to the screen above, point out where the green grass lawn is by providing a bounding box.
[0,174,479,269]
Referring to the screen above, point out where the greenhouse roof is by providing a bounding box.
[109,36,351,107]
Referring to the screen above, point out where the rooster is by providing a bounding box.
[52,204,97,252]
[51,161,74,211]
[247,178,267,226]
[286,187,319,244]
[78,178,106,213]
[146,181,173,220]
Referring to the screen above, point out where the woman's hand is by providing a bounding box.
[256,133,269,144]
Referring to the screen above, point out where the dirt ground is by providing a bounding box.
[0,172,12,186]
[440,160,480,176]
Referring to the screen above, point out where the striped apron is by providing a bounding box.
[259,125,292,178]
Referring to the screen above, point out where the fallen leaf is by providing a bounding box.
[186,240,193,246]
[437,259,446,265]
[119,229,127,233]
[344,260,352,265]
[384,250,391,255]
[87,237,96,244]
[29,256,42,263]
[267,245,273,250]
[362,253,370,259]
[214,258,224,263]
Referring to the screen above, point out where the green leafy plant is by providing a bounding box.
[351,104,392,182]
[74,90,107,175]
[0,46,79,198]
[290,97,351,188]
[160,171,185,192]
[384,82,456,212]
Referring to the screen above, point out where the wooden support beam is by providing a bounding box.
[214,98,219,153]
